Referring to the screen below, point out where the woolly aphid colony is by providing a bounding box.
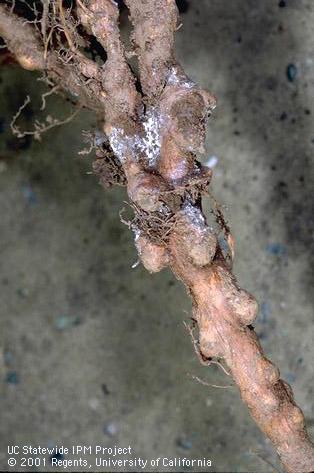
[0,1,313,471]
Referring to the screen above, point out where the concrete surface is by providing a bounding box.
[0,1,313,472]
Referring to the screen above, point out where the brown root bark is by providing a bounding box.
[1,1,313,471]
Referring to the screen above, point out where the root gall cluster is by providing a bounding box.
[1,1,313,471]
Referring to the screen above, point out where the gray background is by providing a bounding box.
[0,0,313,471]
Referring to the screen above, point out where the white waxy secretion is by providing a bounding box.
[140,108,162,167]
[167,66,195,89]
[204,155,218,169]
[109,107,163,167]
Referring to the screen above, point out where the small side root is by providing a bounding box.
[183,321,231,376]
[124,201,177,245]
[93,142,127,187]
[188,373,234,390]
[10,95,81,140]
